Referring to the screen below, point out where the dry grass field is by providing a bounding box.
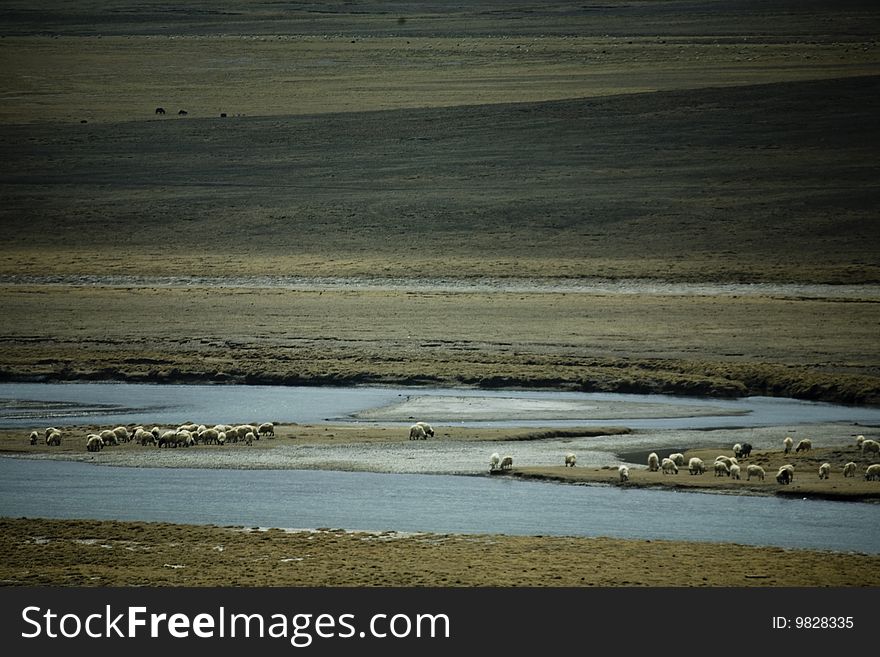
[1,1,879,586]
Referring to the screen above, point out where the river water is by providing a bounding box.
[1,457,878,554]
[2,382,880,429]
[2,382,879,553]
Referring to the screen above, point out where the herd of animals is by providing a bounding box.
[32,421,276,450]
[25,421,880,483]
[488,435,880,483]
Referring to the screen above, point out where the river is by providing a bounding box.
[2,382,880,429]
[1,457,878,554]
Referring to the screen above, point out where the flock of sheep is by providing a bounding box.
[30,421,276,451]
[487,434,880,484]
[647,434,880,484]
[29,420,880,485]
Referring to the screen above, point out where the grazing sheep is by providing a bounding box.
[688,457,706,475]
[861,439,880,458]
[776,464,795,484]
[746,464,765,481]
[842,462,857,478]
[199,428,220,445]
[738,443,752,458]
[795,438,812,453]
[46,430,62,446]
[217,431,226,446]
[408,424,427,441]
[112,426,130,443]
[714,455,734,468]
[245,431,256,446]
[647,452,660,472]
[564,453,577,467]
[818,463,831,480]
[714,461,730,477]
[99,429,119,446]
[134,428,156,446]
[865,464,880,481]
[44,427,59,440]
[158,430,179,448]
[729,463,741,480]
[85,434,104,452]
[415,422,435,438]
[29,431,38,445]
[258,422,275,438]
[783,436,793,454]
[669,453,685,467]
[856,435,865,448]
[500,455,513,470]
[489,452,501,472]
[618,465,629,482]
[661,457,678,475]
[732,443,742,458]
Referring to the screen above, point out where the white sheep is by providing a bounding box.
[44,427,59,439]
[199,428,220,445]
[783,436,793,454]
[729,463,741,480]
[489,452,501,472]
[618,465,629,482]
[258,422,275,438]
[101,429,121,446]
[818,463,831,480]
[158,430,179,448]
[842,461,857,478]
[112,426,130,443]
[861,439,880,458]
[134,428,155,446]
[500,455,513,470]
[714,455,734,467]
[85,434,104,452]
[669,453,685,466]
[714,460,730,477]
[408,424,427,441]
[795,438,812,453]
[46,430,62,446]
[647,452,660,472]
[28,431,38,445]
[415,421,435,438]
[865,464,880,481]
[217,431,226,446]
[661,457,678,475]
[746,464,765,481]
[564,453,577,467]
[244,431,256,446]
[688,457,706,475]
[856,435,865,448]
[732,443,742,458]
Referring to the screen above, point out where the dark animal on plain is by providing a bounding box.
[155,107,166,115]
[178,109,188,116]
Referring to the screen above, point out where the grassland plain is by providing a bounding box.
[1,1,880,586]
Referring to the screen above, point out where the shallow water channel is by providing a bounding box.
[2,382,880,429]
[1,457,878,554]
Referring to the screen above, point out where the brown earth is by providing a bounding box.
[3,516,879,588]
